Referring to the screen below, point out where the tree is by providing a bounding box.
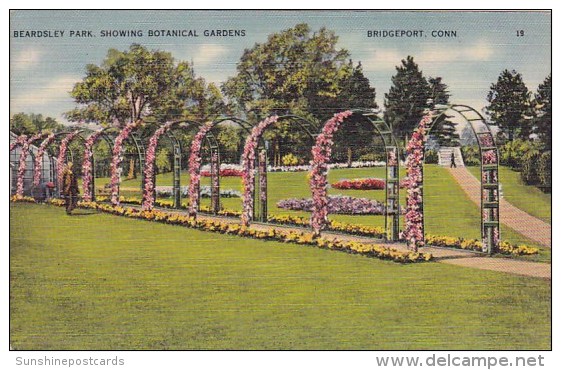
[428,77,459,147]
[10,113,63,135]
[485,69,532,141]
[66,44,225,127]
[384,56,431,144]
[533,74,551,150]
[223,24,378,163]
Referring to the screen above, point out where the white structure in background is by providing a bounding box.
[9,132,58,196]
[438,147,464,167]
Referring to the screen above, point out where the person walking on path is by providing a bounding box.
[450,151,457,168]
[62,162,79,215]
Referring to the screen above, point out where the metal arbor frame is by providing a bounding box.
[87,129,115,201]
[197,117,253,214]
[247,114,320,223]
[140,121,186,209]
[426,104,500,254]
[346,110,401,241]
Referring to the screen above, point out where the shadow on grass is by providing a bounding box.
[67,211,97,216]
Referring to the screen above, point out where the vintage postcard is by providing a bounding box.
[9,10,551,353]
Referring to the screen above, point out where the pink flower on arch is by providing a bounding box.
[33,133,57,187]
[109,121,140,205]
[142,122,177,210]
[188,122,214,217]
[56,131,81,191]
[309,110,353,235]
[403,111,435,251]
[82,130,106,201]
[240,115,279,226]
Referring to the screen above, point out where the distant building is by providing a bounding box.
[9,132,58,196]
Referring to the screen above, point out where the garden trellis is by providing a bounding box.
[10,103,499,253]
[404,104,500,254]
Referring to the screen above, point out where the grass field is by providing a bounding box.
[10,203,551,350]
[467,165,551,223]
[94,165,547,249]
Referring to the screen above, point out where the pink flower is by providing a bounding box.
[110,121,140,205]
[13,133,48,196]
[240,115,279,226]
[403,111,435,251]
[82,130,106,201]
[188,122,214,217]
[57,131,81,191]
[310,111,353,234]
[33,133,56,187]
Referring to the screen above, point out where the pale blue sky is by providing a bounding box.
[10,10,551,125]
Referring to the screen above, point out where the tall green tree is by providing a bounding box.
[223,24,378,163]
[10,113,63,135]
[384,56,431,144]
[485,69,532,141]
[66,44,225,127]
[428,77,459,147]
[533,74,552,150]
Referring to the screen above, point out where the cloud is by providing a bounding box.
[11,47,44,71]
[10,75,79,112]
[191,44,229,67]
[417,40,493,63]
[362,39,495,72]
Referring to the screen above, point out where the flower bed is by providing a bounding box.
[332,178,385,190]
[11,196,539,258]
[200,168,243,177]
[425,234,538,256]
[11,196,430,263]
[267,214,386,239]
[155,186,240,199]
[277,195,386,215]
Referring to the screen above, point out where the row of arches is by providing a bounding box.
[10,105,500,252]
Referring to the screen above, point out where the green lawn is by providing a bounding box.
[96,165,547,249]
[10,203,551,350]
[467,166,551,223]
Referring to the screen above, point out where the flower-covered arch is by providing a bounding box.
[142,121,185,210]
[403,105,500,253]
[13,132,48,197]
[56,131,83,191]
[33,133,57,187]
[109,120,143,205]
[188,122,214,216]
[81,128,115,201]
[187,117,253,219]
[240,116,280,226]
[309,110,401,238]
[238,114,320,226]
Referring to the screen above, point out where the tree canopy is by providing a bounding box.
[66,44,226,128]
[384,56,431,144]
[485,69,532,141]
[533,74,551,150]
[10,113,64,135]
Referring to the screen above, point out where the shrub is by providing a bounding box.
[537,151,552,191]
[521,151,541,185]
[425,149,438,164]
[281,153,301,166]
[500,139,540,170]
[461,146,480,166]
[358,152,385,162]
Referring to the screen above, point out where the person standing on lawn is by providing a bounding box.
[62,162,79,215]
